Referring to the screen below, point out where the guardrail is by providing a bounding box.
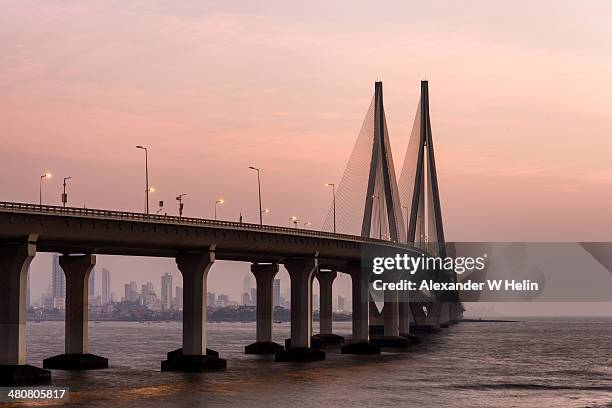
[0,201,410,247]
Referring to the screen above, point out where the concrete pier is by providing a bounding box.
[383,288,399,337]
[245,263,284,354]
[448,302,462,325]
[162,250,226,371]
[0,236,50,385]
[275,257,325,362]
[370,282,414,350]
[44,254,108,370]
[312,269,344,348]
[397,285,419,345]
[341,262,380,355]
[439,302,451,328]
[398,285,411,337]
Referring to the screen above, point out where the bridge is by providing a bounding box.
[0,80,462,385]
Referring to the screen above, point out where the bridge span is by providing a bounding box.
[0,201,453,385]
[1,80,463,385]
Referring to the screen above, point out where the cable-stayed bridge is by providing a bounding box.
[0,81,462,385]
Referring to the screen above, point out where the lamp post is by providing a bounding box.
[62,176,72,207]
[289,216,298,228]
[176,194,186,217]
[39,172,51,205]
[372,194,382,239]
[248,166,263,225]
[326,183,336,233]
[136,145,149,214]
[303,221,311,228]
[215,199,224,220]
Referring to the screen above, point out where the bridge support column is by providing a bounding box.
[275,258,325,362]
[370,271,414,350]
[449,302,463,324]
[383,290,400,337]
[0,236,51,385]
[312,269,344,348]
[399,287,411,336]
[439,302,451,328]
[44,255,108,370]
[398,283,419,344]
[341,263,380,355]
[245,263,283,354]
[162,250,226,371]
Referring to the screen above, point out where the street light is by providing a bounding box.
[215,199,224,220]
[62,176,71,207]
[289,216,298,228]
[136,145,150,214]
[326,183,336,233]
[303,221,311,228]
[372,194,382,239]
[39,172,51,205]
[176,194,187,217]
[248,166,263,225]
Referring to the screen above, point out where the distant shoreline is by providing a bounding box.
[461,318,519,322]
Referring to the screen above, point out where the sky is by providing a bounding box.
[1,1,611,314]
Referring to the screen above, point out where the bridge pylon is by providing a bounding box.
[398,80,463,329]
[399,80,445,252]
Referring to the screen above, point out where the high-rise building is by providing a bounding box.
[124,281,140,303]
[207,292,216,307]
[101,268,111,305]
[141,282,156,307]
[88,266,96,302]
[161,273,173,310]
[51,253,65,300]
[273,279,281,308]
[241,292,250,306]
[313,294,319,311]
[216,294,229,307]
[242,275,252,294]
[175,286,183,310]
[250,287,257,306]
[337,295,346,312]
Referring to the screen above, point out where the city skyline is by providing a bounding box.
[29,257,353,315]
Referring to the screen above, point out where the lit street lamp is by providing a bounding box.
[39,172,51,205]
[62,176,72,207]
[215,199,224,220]
[303,221,311,228]
[248,166,263,225]
[326,183,336,233]
[289,216,299,228]
[136,145,150,214]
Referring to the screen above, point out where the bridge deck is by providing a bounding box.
[0,202,418,263]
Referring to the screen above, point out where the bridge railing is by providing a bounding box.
[0,201,413,248]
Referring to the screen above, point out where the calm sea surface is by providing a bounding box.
[14,318,612,407]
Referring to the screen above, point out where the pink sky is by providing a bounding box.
[2,1,612,306]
